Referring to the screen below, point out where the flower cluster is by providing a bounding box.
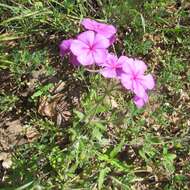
[60,18,155,108]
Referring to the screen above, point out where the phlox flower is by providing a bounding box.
[81,18,116,44]
[100,54,125,78]
[121,57,155,98]
[59,39,80,66]
[70,31,110,66]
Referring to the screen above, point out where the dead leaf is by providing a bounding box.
[0,119,26,152]
[56,113,62,126]
[104,96,118,109]
[6,119,23,135]
[0,152,12,169]
[26,127,39,143]
[2,157,12,169]
[38,93,72,126]
[38,95,62,118]
[53,81,65,94]
[0,152,8,161]
[110,97,118,108]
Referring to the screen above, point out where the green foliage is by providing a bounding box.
[98,166,110,190]
[0,94,19,113]
[162,146,176,174]
[31,83,54,100]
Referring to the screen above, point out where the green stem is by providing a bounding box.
[82,79,116,127]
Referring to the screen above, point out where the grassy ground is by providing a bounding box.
[0,0,190,189]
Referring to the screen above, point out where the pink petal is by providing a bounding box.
[100,68,117,78]
[132,81,146,98]
[115,68,123,78]
[81,18,117,39]
[77,31,95,47]
[98,24,117,38]
[93,49,107,64]
[121,74,133,90]
[59,39,73,56]
[141,74,155,90]
[134,60,147,74]
[77,52,94,66]
[109,35,116,44]
[117,56,128,67]
[122,57,134,74]
[94,34,110,49]
[81,18,95,30]
[103,53,118,67]
[133,94,148,108]
[70,55,80,66]
[70,40,88,56]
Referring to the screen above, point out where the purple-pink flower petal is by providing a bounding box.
[93,49,107,64]
[122,57,135,74]
[133,94,148,108]
[78,30,95,47]
[77,52,94,66]
[81,18,96,31]
[59,39,73,56]
[109,35,116,44]
[70,55,80,66]
[117,56,128,66]
[99,24,117,38]
[70,40,88,56]
[133,60,147,75]
[94,34,110,49]
[121,74,133,90]
[141,74,155,90]
[100,68,117,78]
[132,81,146,98]
[81,18,117,38]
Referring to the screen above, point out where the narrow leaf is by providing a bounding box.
[110,138,125,158]
[98,167,110,190]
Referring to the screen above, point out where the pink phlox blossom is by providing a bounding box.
[121,57,155,99]
[70,30,110,66]
[81,18,117,44]
[100,54,126,78]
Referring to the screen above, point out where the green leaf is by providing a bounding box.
[98,167,110,190]
[162,147,176,174]
[31,90,43,99]
[0,33,26,41]
[140,13,146,33]
[139,143,156,161]
[110,138,125,158]
[31,83,53,99]
[15,181,33,190]
[74,110,85,120]
[92,127,103,141]
[96,151,130,172]
[0,10,52,25]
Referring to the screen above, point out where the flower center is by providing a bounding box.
[89,46,94,51]
[132,73,138,80]
[88,43,95,52]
